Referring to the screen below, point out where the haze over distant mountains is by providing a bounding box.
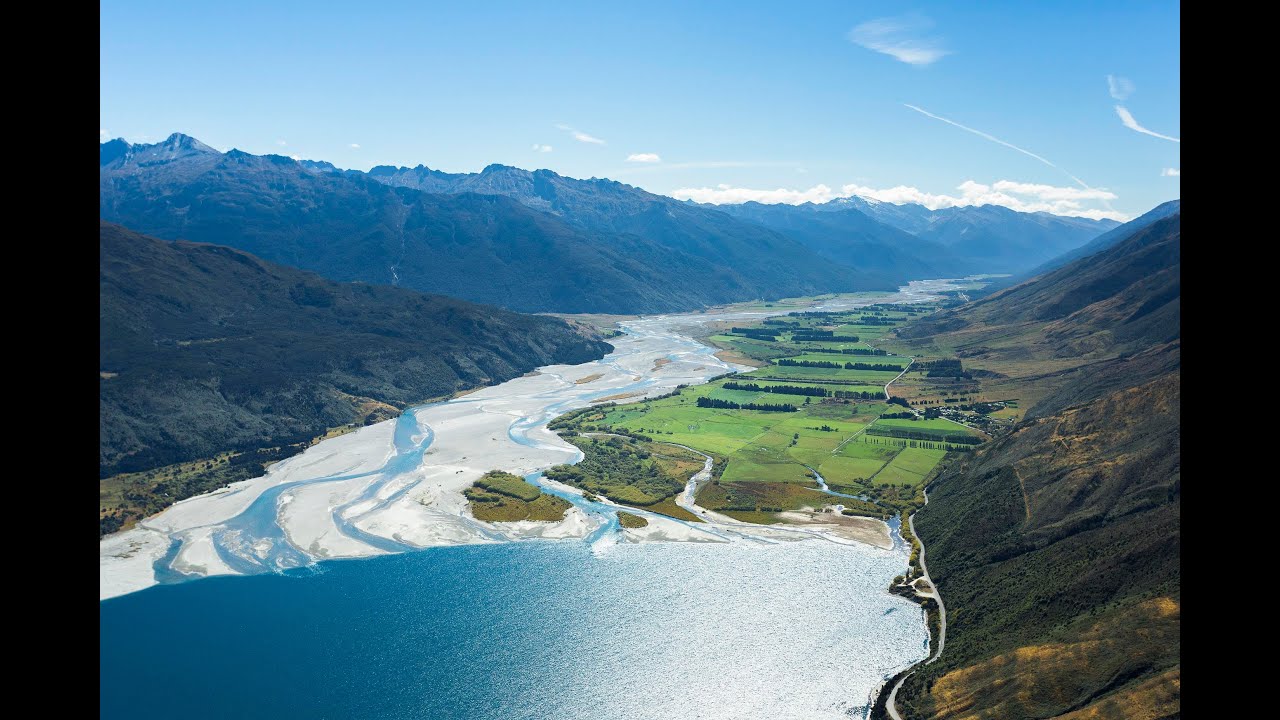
[102,133,1126,314]
[716,196,1117,276]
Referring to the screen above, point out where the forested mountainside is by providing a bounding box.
[880,213,1180,719]
[101,135,878,314]
[100,222,612,533]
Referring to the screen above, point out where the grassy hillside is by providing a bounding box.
[876,215,1180,718]
[100,222,611,534]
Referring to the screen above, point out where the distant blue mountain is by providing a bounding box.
[711,200,964,280]
[817,196,1119,274]
[100,135,881,313]
[363,163,1117,279]
[102,133,1126,312]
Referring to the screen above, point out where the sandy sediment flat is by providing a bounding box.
[775,510,894,549]
[620,513,726,543]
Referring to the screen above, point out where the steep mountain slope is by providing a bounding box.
[100,222,611,530]
[880,214,1180,719]
[900,214,1180,362]
[101,135,878,313]
[972,199,1181,298]
[1023,199,1181,278]
[711,201,968,283]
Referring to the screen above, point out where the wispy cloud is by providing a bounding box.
[349,143,361,149]
[532,143,553,153]
[276,139,288,146]
[626,153,661,163]
[1161,167,1180,177]
[1107,74,1135,100]
[100,128,110,141]
[555,123,606,145]
[904,103,1095,190]
[1115,106,1179,143]
[848,14,949,66]
[670,179,1126,221]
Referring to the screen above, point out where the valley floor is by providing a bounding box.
[100,280,967,600]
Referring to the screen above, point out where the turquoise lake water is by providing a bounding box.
[101,538,928,719]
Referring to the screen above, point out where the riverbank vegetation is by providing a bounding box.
[543,435,705,522]
[617,511,649,529]
[465,471,571,522]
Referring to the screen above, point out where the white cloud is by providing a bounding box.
[987,180,1117,202]
[349,143,361,149]
[290,154,301,161]
[670,179,1127,221]
[532,143,553,153]
[626,153,661,163]
[100,128,109,141]
[1107,75,1135,100]
[848,14,949,66]
[1115,106,1180,143]
[673,183,842,205]
[1161,167,1180,177]
[276,139,288,146]
[555,123,606,145]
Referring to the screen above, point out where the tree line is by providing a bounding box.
[696,397,797,412]
[834,390,888,400]
[794,334,861,343]
[799,347,887,356]
[722,381,829,397]
[866,426,982,445]
[776,359,902,371]
[730,327,780,340]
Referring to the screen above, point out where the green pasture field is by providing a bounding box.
[869,446,946,487]
[567,300,980,523]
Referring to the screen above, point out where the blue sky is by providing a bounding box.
[101,1,1179,220]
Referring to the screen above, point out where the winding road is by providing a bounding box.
[883,357,915,401]
[884,485,947,720]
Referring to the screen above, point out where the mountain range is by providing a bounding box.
[883,213,1180,718]
[101,134,876,313]
[717,196,1118,276]
[102,134,1123,313]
